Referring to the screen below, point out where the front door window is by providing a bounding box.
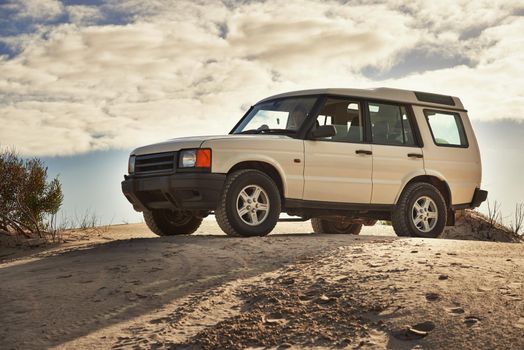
[315,98,364,143]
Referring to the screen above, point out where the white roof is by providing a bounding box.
[258,87,465,110]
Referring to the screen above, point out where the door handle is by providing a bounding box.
[355,150,372,155]
[408,153,423,158]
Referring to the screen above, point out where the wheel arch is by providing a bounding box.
[396,175,452,207]
[227,161,285,204]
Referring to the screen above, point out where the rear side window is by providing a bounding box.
[368,102,416,146]
[424,110,468,147]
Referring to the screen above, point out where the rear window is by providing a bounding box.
[424,110,468,147]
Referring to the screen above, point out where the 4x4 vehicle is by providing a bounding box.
[122,88,487,238]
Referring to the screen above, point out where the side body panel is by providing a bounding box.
[371,144,425,204]
[203,137,305,199]
[412,106,481,205]
[302,141,372,203]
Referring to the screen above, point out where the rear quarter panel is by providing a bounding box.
[412,106,482,205]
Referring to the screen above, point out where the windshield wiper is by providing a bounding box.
[239,129,262,134]
[263,129,296,134]
[239,128,296,135]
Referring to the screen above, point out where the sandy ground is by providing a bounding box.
[0,220,522,349]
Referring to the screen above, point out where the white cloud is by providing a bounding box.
[0,0,523,156]
[66,5,103,26]
[13,0,65,22]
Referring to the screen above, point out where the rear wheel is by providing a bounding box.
[215,169,281,237]
[311,217,362,235]
[143,210,202,236]
[392,182,447,238]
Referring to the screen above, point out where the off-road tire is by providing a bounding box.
[215,169,281,237]
[143,210,202,236]
[311,218,363,235]
[392,182,447,238]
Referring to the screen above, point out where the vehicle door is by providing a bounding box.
[366,101,425,204]
[303,97,372,204]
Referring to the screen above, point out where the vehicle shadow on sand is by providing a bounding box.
[0,233,395,348]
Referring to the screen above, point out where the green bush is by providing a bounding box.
[0,149,63,237]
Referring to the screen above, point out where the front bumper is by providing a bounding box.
[122,173,226,212]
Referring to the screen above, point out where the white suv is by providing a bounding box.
[122,88,487,238]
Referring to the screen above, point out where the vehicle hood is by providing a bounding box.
[131,134,293,156]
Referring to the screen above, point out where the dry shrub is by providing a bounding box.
[0,148,63,239]
[510,203,524,236]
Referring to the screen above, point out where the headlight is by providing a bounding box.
[179,149,211,168]
[128,155,136,174]
[179,149,197,167]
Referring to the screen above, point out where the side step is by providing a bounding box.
[278,217,310,222]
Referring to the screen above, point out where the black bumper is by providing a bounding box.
[122,173,226,212]
[470,187,488,208]
[451,188,488,210]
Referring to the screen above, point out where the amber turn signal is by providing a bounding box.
[195,148,211,168]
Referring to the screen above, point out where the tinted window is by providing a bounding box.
[369,102,416,146]
[315,98,363,143]
[425,110,468,147]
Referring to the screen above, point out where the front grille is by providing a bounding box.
[135,152,176,174]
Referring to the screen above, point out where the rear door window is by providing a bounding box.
[424,110,468,147]
[368,102,416,146]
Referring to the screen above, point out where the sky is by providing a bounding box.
[1,0,523,225]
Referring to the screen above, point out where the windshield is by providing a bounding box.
[233,96,318,134]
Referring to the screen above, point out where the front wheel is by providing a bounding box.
[392,182,447,238]
[311,217,362,235]
[215,169,281,237]
[143,210,202,236]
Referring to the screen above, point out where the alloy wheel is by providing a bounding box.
[236,185,270,226]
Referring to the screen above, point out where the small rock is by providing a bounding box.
[413,321,435,332]
[425,292,440,301]
[408,328,428,337]
[450,307,465,314]
[392,321,435,341]
[464,316,480,326]
[338,338,351,346]
[265,318,281,324]
[263,315,288,326]
[438,274,449,280]
[277,343,292,349]
[316,294,334,304]
[282,278,295,285]
[411,250,418,253]
[335,276,349,282]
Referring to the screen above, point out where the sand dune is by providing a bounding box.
[0,221,522,349]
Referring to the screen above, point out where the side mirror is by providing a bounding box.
[309,125,336,139]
